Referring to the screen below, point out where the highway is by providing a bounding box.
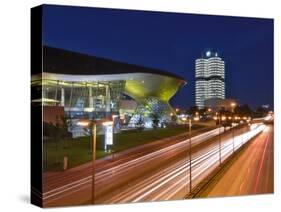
[98,124,265,203]
[43,126,217,191]
[202,124,273,197]
[43,124,266,207]
[43,126,225,206]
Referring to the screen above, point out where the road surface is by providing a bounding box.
[201,124,273,197]
[43,124,265,207]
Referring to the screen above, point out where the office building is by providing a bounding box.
[195,50,225,108]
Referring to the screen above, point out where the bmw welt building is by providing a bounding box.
[31,46,186,136]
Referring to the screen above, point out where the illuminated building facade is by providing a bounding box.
[31,46,186,136]
[195,50,225,109]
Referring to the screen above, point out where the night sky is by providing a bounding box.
[42,4,274,110]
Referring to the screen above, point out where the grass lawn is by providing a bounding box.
[43,125,203,172]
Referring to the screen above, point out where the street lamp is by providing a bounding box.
[188,115,199,193]
[110,115,118,160]
[230,103,236,154]
[188,117,192,193]
[230,102,236,112]
[228,118,235,153]
[91,121,97,204]
[77,120,97,204]
[193,116,200,121]
[214,114,222,166]
[77,119,113,204]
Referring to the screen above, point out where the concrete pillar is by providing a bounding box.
[61,87,65,107]
[69,83,73,107]
[89,86,93,108]
[42,86,46,99]
[105,84,111,112]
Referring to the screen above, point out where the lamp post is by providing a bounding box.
[188,115,199,193]
[207,108,212,116]
[230,102,236,112]
[230,103,236,153]
[91,122,96,204]
[218,116,222,166]
[77,119,113,204]
[221,116,226,161]
[111,115,118,160]
[214,113,222,166]
[228,116,235,153]
[188,117,192,193]
[77,120,97,204]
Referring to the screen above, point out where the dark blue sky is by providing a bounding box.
[42,4,274,110]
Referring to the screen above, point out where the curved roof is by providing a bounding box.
[43,46,186,81]
[36,46,187,103]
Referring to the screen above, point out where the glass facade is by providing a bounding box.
[32,79,125,119]
[32,79,125,137]
[31,72,184,137]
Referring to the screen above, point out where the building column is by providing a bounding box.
[42,86,46,100]
[61,87,65,107]
[89,86,93,109]
[105,84,111,112]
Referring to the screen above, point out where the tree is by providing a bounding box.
[150,113,160,128]
[218,107,229,115]
[136,115,145,130]
[146,98,168,128]
[187,106,199,115]
[255,106,269,118]
[44,115,72,165]
[60,116,73,148]
[199,107,207,116]
[235,104,253,117]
